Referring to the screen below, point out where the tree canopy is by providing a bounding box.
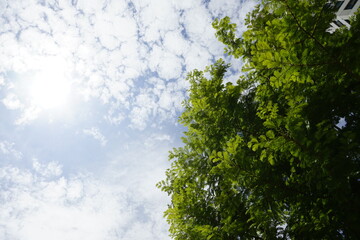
[158,0,360,239]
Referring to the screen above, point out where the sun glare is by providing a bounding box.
[30,71,71,110]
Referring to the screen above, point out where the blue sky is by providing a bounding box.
[0,0,256,239]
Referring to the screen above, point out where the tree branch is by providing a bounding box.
[282,0,360,82]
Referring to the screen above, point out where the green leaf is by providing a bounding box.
[266,130,275,139]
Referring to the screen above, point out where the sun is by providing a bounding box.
[26,55,73,111]
[29,70,71,110]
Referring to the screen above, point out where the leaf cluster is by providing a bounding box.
[158,1,360,239]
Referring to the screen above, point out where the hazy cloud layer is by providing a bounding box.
[0,159,169,240]
[0,0,256,128]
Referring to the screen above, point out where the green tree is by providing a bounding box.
[158,0,360,239]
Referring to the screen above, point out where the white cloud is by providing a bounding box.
[129,106,150,130]
[144,133,172,149]
[171,0,202,10]
[0,163,170,240]
[105,102,126,125]
[0,75,5,87]
[0,0,256,128]
[182,6,213,43]
[32,158,62,178]
[83,127,107,146]
[153,50,183,80]
[163,30,189,56]
[184,42,214,72]
[76,0,107,15]
[15,106,41,125]
[2,93,23,110]
[128,78,186,130]
[0,141,23,160]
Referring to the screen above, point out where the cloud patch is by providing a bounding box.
[0,141,23,160]
[0,0,256,128]
[2,93,23,110]
[83,127,107,146]
[0,163,169,240]
[32,158,62,178]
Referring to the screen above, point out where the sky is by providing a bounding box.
[0,0,257,239]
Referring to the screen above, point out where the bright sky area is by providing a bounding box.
[0,0,257,239]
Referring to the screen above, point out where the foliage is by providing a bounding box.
[158,0,360,239]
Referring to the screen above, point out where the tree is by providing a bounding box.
[158,0,360,239]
